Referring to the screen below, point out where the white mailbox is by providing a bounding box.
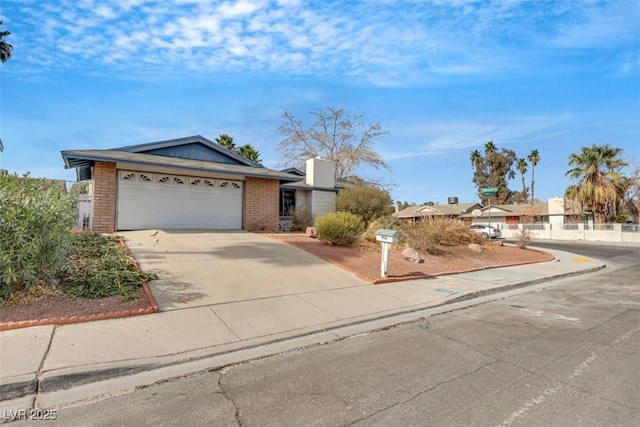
[375,229,399,243]
[375,229,399,278]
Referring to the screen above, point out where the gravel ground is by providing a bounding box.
[268,233,553,283]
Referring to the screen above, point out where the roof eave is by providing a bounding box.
[60,150,299,182]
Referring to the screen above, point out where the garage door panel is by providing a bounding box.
[116,171,242,230]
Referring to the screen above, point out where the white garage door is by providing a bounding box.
[116,171,243,230]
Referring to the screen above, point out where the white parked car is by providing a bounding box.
[470,224,501,239]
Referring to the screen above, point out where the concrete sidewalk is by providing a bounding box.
[0,245,606,412]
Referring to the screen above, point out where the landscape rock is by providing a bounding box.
[305,227,317,238]
[402,247,423,263]
[468,243,483,253]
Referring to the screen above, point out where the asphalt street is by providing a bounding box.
[17,244,639,427]
[517,240,637,259]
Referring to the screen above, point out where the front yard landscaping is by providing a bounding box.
[0,233,158,328]
[270,233,554,284]
[0,230,554,329]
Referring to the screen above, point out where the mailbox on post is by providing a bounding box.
[375,229,399,278]
[375,229,399,244]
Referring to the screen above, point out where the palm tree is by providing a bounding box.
[527,149,540,204]
[516,158,528,202]
[0,20,13,63]
[470,149,482,169]
[484,141,496,154]
[565,144,628,223]
[239,144,261,163]
[215,134,236,151]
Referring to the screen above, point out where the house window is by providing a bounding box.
[280,189,296,216]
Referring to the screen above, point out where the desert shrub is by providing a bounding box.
[513,228,533,249]
[315,212,365,246]
[362,215,400,243]
[288,208,314,231]
[56,233,157,301]
[336,186,393,227]
[400,217,480,255]
[0,174,77,295]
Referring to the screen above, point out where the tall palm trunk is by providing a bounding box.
[530,168,535,204]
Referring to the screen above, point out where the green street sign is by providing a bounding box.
[480,187,498,196]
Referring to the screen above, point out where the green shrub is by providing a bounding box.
[315,212,365,246]
[0,174,77,295]
[400,217,480,255]
[288,208,314,231]
[56,233,157,301]
[362,215,400,243]
[336,186,393,227]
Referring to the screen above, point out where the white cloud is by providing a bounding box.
[95,5,117,19]
[218,0,265,18]
[4,0,637,83]
[551,1,639,49]
[381,115,571,160]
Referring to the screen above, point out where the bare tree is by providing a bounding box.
[277,107,388,181]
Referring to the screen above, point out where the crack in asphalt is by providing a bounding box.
[586,307,637,332]
[449,311,548,331]
[217,371,242,427]
[344,360,501,426]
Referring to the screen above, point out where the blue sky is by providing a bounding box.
[1,0,638,205]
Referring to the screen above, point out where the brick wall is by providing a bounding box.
[244,177,279,232]
[91,162,117,233]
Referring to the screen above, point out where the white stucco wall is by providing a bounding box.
[305,158,335,189]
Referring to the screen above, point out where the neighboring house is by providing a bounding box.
[279,158,342,229]
[394,202,482,223]
[460,202,550,229]
[61,135,304,233]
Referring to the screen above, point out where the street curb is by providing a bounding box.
[446,263,607,304]
[1,262,606,404]
[0,378,37,402]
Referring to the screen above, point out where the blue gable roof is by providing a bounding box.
[114,135,262,168]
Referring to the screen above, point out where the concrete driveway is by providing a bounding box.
[119,230,369,311]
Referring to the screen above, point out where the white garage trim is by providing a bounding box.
[116,170,243,230]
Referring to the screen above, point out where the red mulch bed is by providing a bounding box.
[267,233,554,284]
[0,287,155,328]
